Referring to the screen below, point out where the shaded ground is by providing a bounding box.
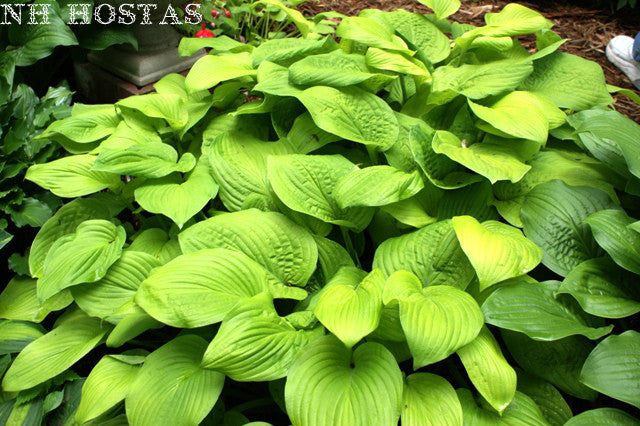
[297,0,640,122]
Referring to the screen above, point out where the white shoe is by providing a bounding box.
[606,35,640,90]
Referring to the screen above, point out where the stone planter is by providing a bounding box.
[87,0,204,87]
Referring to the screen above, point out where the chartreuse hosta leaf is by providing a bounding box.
[438,181,499,222]
[288,49,385,87]
[0,277,71,322]
[126,335,224,426]
[153,73,213,136]
[37,220,126,301]
[558,258,640,319]
[402,373,462,426]
[468,91,549,144]
[285,335,403,426]
[251,37,335,67]
[431,60,533,102]
[71,250,162,322]
[566,109,640,180]
[202,293,323,381]
[314,236,355,282]
[179,209,317,287]
[417,0,460,19]
[564,408,640,426]
[384,271,484,368]
[2,309,111,392]
[186,52,256,92]
[37,104,119,145]
[516,371,572,426]
[285,112,341,154]
[128,228,182,264]
[521,180,619,276]
[29,198,111,277]
[25,155,122,198]
[117,93,188,131]
[456,3,551,47]
[0,320,45,354]
[492,149,621,227]
[432,131,533,184]
[520,52,613,110]
[585,209,640,275]
[503,331,597,400]
[134,159,218,228]
[336,17,410,53]
[178,35,251,56]
[452,216,542,291]
[295,86,399,149]
[313,269,385,348]
[580,331,640,408]
[334,166,424,208]
[408,124,483,189]
[93,142,196,179]
[373,220,475,289]
[208,131,292,211]
[384,9,450,63]
[105,311,162,349]
[268,154,374,231]
[482,279,613,340]
[75,354,144,424]
[457,326,516,413]
[457,389,549,425]
[135,248,271,328]
[365,48,429,77]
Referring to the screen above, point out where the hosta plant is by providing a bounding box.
[0,0,136,258]
[177,0,337,44]
[1,0,640,424]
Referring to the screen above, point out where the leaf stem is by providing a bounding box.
[366,145,379,165]
[231,397,274,414]
[340,226,361,268]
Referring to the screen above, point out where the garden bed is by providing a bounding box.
[298,0,640,122]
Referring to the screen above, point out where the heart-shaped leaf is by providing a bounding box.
[580,331,640,408]
[373,219,475,289]
[521,180,618,276]
[179,209,317,287]
[384,271,484,368]
[37,220,126,301]
[402,373,462,426]
[482,280,612,340]
[125,335,224,426]
[135,248,271,328]
[558,258,640,319]
[285,335,403,426]
[134,159,218,228]
[202,293,323,381]
[334,166,424,208]
[313,269,385,348]
[2,309,111,392]
[585,209,640,275]
[452,216,542,291]
[268,154,373,231]
[76,354,143,424]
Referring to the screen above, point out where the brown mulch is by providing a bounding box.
[298,0,640,123]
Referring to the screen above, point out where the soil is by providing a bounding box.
[297,0,640,122]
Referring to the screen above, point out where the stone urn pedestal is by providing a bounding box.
[75,0,204,102]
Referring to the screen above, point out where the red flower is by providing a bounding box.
[224,9,231,17]
[196,23,215,38]
[196,29,215,38]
